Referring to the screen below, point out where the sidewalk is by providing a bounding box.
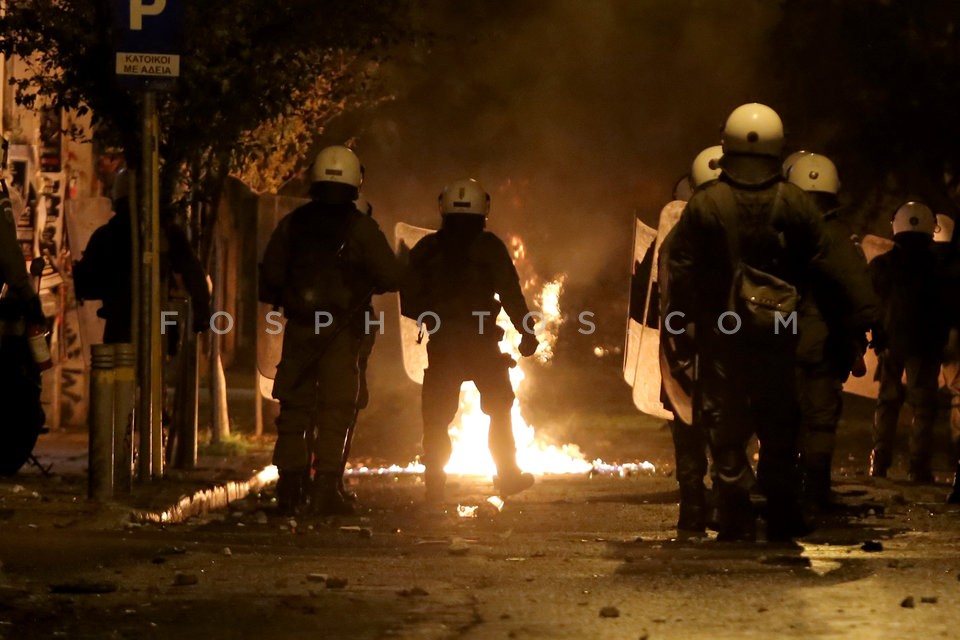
[0,426,275,531]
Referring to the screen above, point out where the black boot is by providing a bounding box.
[802,455,833,513]
[310,473,355,516]
[869,449,889,478]
[276,469,306,516]
[716,484,756,542]
[494,470,535,497]
[337,477,358,503]
[677,485,707,536]
[908,460,934,484]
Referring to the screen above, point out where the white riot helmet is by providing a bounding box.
[309,145,363,188]
[892,201,936,236]
[934,213,955,243]
[787,153,840,195]
[439,178,490,217]
[690,145,723,188]
[781,150,810,178]
[672,174,693,202]
[721,103,784,158]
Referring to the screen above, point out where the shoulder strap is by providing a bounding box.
[705,181,742,267]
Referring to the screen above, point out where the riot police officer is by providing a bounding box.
[0,142,46,475]
[662,144,722,537]
[259,146,401,516]
[788,153,877,510]
[401,178,539,504]
[870,202,948,483]
[665,104,876,541]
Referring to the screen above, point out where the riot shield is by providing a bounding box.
[256,195,308,395]
[859,233,894,264]
[623,217,657,388]
[394,222,435,384]
[624,200,686,420]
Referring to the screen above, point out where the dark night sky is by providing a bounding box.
[335,0,783,289]
[321,1,797,437]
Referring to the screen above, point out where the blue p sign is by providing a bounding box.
[130,0,167,30]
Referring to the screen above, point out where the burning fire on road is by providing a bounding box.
[348,235,655,480]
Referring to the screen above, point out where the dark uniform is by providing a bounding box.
[401,217,536,500]
[337,199,380,500]
[796,207,877,508]
[666,169,875,540]
[72,197,211,343]
[870,232,948,482]
[259,199,401,513]
[934,237,960,502]
[658,226,712,535]
[0,176,46,475]
[0,191,41,320]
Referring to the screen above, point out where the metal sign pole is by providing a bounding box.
[137,91,154,481]
[114,0,182,481]
[147,91,163,479]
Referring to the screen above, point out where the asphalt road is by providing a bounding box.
[2,451,959,640]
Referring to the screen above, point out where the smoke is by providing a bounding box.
[336,0,784,455]
[353,0,780,286]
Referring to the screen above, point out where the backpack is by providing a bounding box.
[713,182,800,341]
[730,261,799,339]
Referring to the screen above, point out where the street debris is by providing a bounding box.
[599,606,620,618]
[307,573,328,583]
[339,525,373,538]
[457,505,478,518]
[325,577,348,589]
[397,586,429,597]
[221,547,232,556]
[920,596,938,604]
[174,572,198,586]
[900,596,915,608]
[49,579,118,594]
[860,541,883,552]
[157,546,186,556]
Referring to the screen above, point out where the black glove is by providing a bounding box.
[868,326,887,354]
[518,332,539,358]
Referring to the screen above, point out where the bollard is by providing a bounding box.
[113,343,136,494]
[89,344,115,500]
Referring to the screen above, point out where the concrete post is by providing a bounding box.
[113,343,136,493]
[89,344,115,500]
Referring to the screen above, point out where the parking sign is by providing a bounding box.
[113,0,183,89]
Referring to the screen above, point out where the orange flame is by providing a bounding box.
[443,236,591,476]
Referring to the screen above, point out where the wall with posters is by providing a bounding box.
[2,53,98,429]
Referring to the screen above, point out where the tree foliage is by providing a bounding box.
[1,0,413,208]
